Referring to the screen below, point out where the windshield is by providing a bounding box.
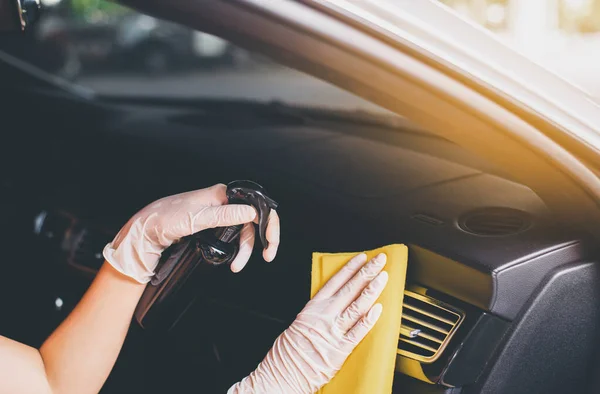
[5,0,599,110]
[0,0,389,113]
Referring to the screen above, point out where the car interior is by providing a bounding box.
[2,3,600,394]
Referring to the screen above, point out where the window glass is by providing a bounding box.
[439,0,510,32]
[6,0,600,108]
[439,0,600,100]
[1,0,384,113]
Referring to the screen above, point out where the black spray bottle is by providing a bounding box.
[134,180,278,331]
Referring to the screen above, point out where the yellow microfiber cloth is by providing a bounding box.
[311,244,408,394]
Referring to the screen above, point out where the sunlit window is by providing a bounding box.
[439,0,509,32]
[558,0,600,33]
[438,0,600,99]
[3,0,600,104]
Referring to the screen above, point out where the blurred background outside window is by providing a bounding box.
[5,0,385,111]
[4,0,600,107]
[440,0,600,95]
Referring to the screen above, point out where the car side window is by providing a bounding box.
[0,0,388,114]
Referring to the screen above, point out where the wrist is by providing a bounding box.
[102,241,156,284]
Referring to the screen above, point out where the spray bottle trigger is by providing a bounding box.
[225,180,279,250]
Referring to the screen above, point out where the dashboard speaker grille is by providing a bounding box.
[398,290,465,363]
[459,208,531,237]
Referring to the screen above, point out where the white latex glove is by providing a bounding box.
[103,183,280,283]
[228,253,388,394]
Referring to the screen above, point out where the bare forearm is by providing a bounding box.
[0,184,277,394]
[39,262,145,394]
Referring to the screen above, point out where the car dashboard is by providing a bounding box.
[1,85,598,394]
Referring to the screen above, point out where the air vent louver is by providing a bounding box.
[459,208,531,237]
[398,290,464,363]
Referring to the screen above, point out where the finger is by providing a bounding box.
[206,183,228,205]
[193,204,257,232]
[230,223,256,273]
[263,210,280,262]
[333,253,386,308]
[344,303,383,347]
[179,183,228,205]
[313,253,368,300]
[337,271,388,333]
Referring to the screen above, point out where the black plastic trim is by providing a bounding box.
[409,242,590,321]
[465,261,600,394]
[490,240,588,319]
[439,313,509,387]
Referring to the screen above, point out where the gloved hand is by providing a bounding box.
[103,183,280,283]
[228,253,388,394]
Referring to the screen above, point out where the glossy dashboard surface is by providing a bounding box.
[2,91,587,323]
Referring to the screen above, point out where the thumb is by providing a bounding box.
[195,204,258,231]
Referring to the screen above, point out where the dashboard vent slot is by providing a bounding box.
[459,208,531,237]
[398,290,465,363]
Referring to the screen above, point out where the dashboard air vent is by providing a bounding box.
[398,290,465,363]
[459,208,531,237]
